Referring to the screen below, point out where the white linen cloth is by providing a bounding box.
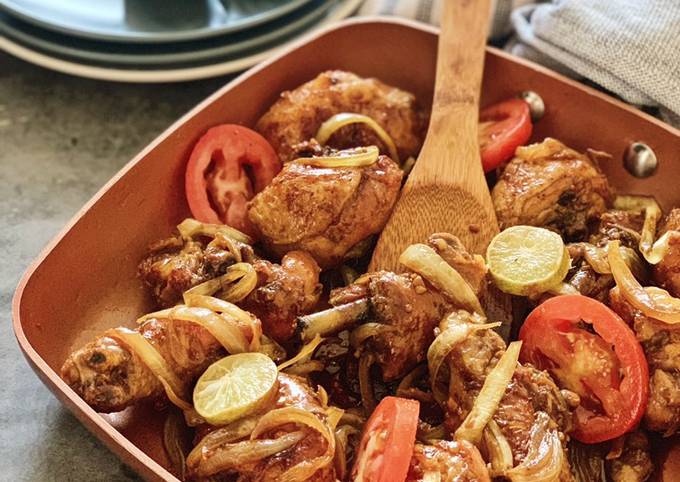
[358,0,680,126]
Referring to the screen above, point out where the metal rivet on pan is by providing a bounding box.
[519,90,545,122]
[624,142,658,178]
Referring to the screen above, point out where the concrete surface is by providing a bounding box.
[0,52,227,481]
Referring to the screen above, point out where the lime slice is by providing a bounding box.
[486,225,570,297]
[193,352,278,425]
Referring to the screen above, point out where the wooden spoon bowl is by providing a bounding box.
[370,0,498,272]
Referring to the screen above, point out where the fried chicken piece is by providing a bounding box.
[606,431,654,482]
[565,244,614,303]
[255,70,426,163]
[562,209,647,303]
[492,138,613,242]
[440,313,575,477]
[138,232,254,307]
[242,251,322,343]
[426,233,488,296]
[590,209,645,249]
[247,152,403,269]
[610,287,680,435]
[188,374,335,482]
[61,317,228,412]
[406,440,490,481]
[654,208,680,298]
[328,234,487,381]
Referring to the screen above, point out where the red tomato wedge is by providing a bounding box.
[519,295,649,443]
[479,98,532,172]
[351,396,420,482]
[184,124,281,237]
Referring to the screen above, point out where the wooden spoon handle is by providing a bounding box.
[413,0,491,185]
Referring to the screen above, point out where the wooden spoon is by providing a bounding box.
[369,0,498,272]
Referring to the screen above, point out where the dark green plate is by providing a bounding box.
[0,0,316,43]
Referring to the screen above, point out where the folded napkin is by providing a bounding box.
[358,0,534,40]
[509,1,680,126]
[358,0,680,127]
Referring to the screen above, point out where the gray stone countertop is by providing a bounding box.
[0,52,229,481]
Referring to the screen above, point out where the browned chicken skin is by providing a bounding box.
[610,287,680,435]
[440,313,575,479]
[138,233,255,308]
[564,209,646,302]
[62,251,320,411]
[406,440,490,481]
[492,138,613,242]
[188,374,335,482]
[243,252,322,343]
[248,153,403,269]
[653,208,680,298]
[61,317,226,412]
[255,70,426,163]
[329,234,487,381]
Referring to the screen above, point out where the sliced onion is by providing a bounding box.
[427,321,501,404]
[613,195,669,264]
[278,334,324,371]
[250,407,335,482]
[170,305,250,354]
[182,294,262,351]
[163,410,190,480]
[483,419,514,476]
[350,322,392,350]
[189,431,305,478]
[299,299,370,342]
[285,360,325,376]
[176,217,253,245]
[315,112,400,163]
[400,243,484,315]
[334,424,360,480]
[358,352,377,414]
[190,415,259,456]
[326,406,345,430]
[569,440,607,482]
[292,145,380,168]
[455,341,522,445]
[503,412,564,481]
[608,240,680,323]
[402,156,416,176]
[108,328,193,411]
[185,262,258,303]
[571,242,647,280]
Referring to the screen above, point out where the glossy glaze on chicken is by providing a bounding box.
[59,70,680,482]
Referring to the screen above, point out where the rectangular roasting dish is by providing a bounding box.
[12,17,680,482]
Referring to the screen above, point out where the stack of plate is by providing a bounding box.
[0,0,363,82]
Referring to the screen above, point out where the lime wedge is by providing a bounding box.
[486,225,570,297]
[193,352,278,425]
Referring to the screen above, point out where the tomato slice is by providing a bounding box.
[479,98,532,172]
[184,124,281,237]
[351,396,420,482]
[519,295,649,443]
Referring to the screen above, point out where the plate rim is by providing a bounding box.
[0,0,363,82]
[0,0,335,66]
[0,0,319,43]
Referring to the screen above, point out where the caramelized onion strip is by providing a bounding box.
[315,113,399,163]
[609,240,680,323]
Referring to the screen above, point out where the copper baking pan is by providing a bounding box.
[12,17,680,481]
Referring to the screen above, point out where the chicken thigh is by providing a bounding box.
[248,152,403,269]
[492,138,613,242]
[255,70,426,163]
